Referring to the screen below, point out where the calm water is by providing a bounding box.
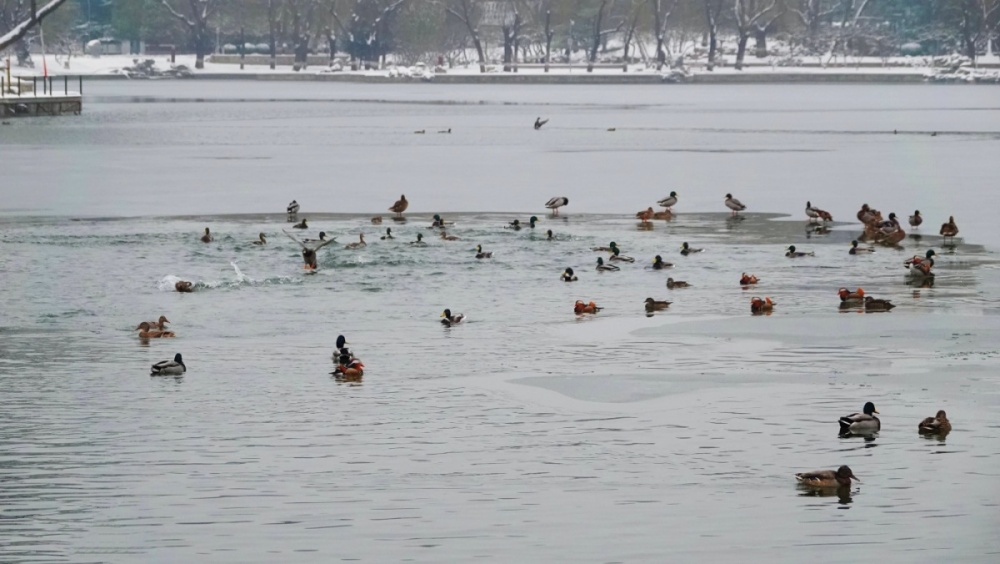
[2,82,1000,563]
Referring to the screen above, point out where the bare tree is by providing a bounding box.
[543,6,555,71]
[332,0,407,69]
[586,0,624,71]
[0,0,70,54]
[500,1,522,71]
[733,0,781,69]
[703,0,724,70]
[160,0,219,69]
[621,0,644,67]
[956,0,999,62]
[650,0,678,69]
[444,0,487,72]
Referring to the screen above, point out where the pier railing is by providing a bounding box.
[1,75,84,97]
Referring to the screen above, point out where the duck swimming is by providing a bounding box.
[430,214,453,228]
[475,245,493,259]
[145,315,170,330]
[644,297,671,311]
[740,273,759,286]
[680,242,704,255]
[175,281,194,293]
[441,309,465,326]
[292,218,308,229]
[136,322,175,338]
[546,229,554,241]
[284,230,336,270]
[750,297,774,314]
[410,233,427,246]
[251,233,267,246]
[864,296,896,312]
[545,196,568,216]
[574,300,601,314]
[666,277,690,289]
[785,245,814,258]
[151,353,186,376]
[561,267,578,282]
[528,216,539,228]
[724,193,747,216]
[200,227,213,243]
[440,231,460,241]
[609,248,635,263]
[651,255,673,270]
[380,228,394,240]
[838,287,865,305]
[371,216,383,224]
[596,257,619,271]
[849,240,875,254]
[795,466,859,488]
[658,191,678,211]
[839,401,880,436]
[593,242,618,253]
[330,335,350,363]
[508,219,522,230]
[904,249,936,276]
[805,201,833,222]
[389,194,408,218]
[344,233,367,249]
[918,410,952,435]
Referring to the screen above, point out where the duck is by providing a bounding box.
[332,358,365,378]
[330,335,351,363]
[389,194,409,218]
[839,401,880,435]
[666,277,690,289]
[849,240,875,254]
[939,215,958,242]
[593,242,618,253]
[508,219,522,231]
[864,296,896,311]
[287,200,300,215]
[441,309,465,326]
[740,273,759,286]
[410,233,427,246]
[918,410,952,435]
[150,353,186,376]
[414,129,425,134]
[136,322,175,338]
[909,210,922,228]
[750,297,775,314]
[534,117,548,130]
[380,228,394,240]
[680,242,704,255]
[574,300,601,314]
[636,207,654,223]
[303,232,329,244]
[545,196,568,216]
[652,209,673,220]
[609,248,635,263]
[795,466,859,488]
[724,193,747,216]
[344,233,367,249]
[785,245,815,258]
[251,233,267,245]
[475,245,493,259]
[838,287,865,305]
[145,315,171,330]
[857,203,877,224]
[644,297,671,311]
[528,216,539,228]
[805,201,833,222]
[607,127,616,132]
[546,229,554,240]
[429,214,453,228]
[200,227,213,243]
[440,231,460,241]
[438,128,451,134]
[175,281,194,293]
[560,267,578,282]
[371,216,383,224]
[876,212,906,245]
[904,249,936,276]
[657,191,678,211]
[651,255,673,270]
[292,218,308,229]
[284,230,336,269]
[596,257,619,271]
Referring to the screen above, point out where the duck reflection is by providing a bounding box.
[797,484,854,505]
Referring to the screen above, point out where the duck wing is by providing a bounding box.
[283,230,309,250]
[795,469,836,483]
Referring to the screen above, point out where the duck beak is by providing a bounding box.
[440,312,446,318]
[873,409,879,414]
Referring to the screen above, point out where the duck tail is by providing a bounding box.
[838,418,852,433]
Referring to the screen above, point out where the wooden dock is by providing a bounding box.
[1,76,83,117]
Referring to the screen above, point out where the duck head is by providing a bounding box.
[681,242,690,251]
[476,245,483,253]
[386,228,392,235]
[609,242,618,251]
[441,308,453,319]
[836,465,860,483]
[259,233,266,242]
[725,193,732,199]
[787,245,797,253]
[336,335,347,349]
[546,229,553,239]
[670,191,677,197]
[173,353,185,366]
[158,316,170,324]
[654,255,663,265]
[564,267,574,277]
[863,401,878,415]
[597,257,605,266]
[529,216,538,227]
[851,240,859,248]
[416,233,424,242]
[926,249,936,259]
[136,322,151,331]
[914,210,921,216]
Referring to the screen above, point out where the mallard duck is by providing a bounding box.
[284,230,336,269]
[795,466,859,488]
[864,296,896,311]
[785,245,815,258]
[507,219,522,230]
[652,255,673,270]
[849,240,875,254]
[909,210,922,228]
[136,322,175,338]
[561,267,578,282]
[534,117,549,130]
[857,203,877,224]
[652,210,672,220]
[410,233,427,246]
[292,218,308,229]
[546,229,554,241]
[636,207,654,223]
[838,287,865,305]
[251,233,267,246]
[644,297,671,311]
[724,193,746,216]
[940,215,958,242]
[574,300,602,314]
[429,214,453,228]
[666,277,690,289]
[593,242,618,253]
[344,233,367,249]
[876,213,905,245]
[596,257,619,272]
[680,242,703,255]
[806,201,833,222]
[287,200,300,215]
[609,248,635,263]
[389,194,408,218]
[918,410,952,434]
[371,216,383,224]
[545,196,568,215]
[380,228,394,240]
[175,281,194,293]
[839,401,880,435]
[528,216,539,228]
[440,231,459,241]
[904,249,936,276]
[441,309,465,326]
[658,191,678,211]
[151,353,186,376]
[750,297,774,314]
[303,232,330,244]
[200,227,213,243]
[145,315,171,330]
[330,335,350,363]
[475,245,493,259]
[740,273,759,285]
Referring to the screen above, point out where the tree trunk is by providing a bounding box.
[754,27,767,58]
[194,31,206,69]
[268,0,276,69]
[588,0,607,72]
[735,33,749,70]
[502,27,513,71]
[473,36,486,73]
[544,10,553,72]
[704,0,719,71]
